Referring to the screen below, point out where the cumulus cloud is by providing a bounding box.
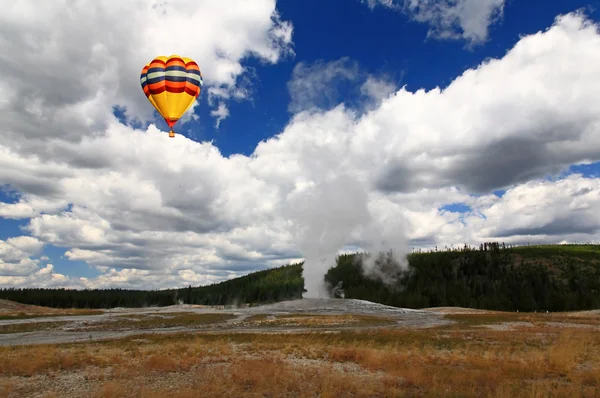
[368,12,600,194]
[363,0,505,46]
[475,174,600,243]
[1,11,600,290]
[0,0,294,154]
[0,264,74,289]
[0,236,44,277]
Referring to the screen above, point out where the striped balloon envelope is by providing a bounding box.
[140,55,203,137]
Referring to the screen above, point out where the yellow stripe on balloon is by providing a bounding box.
[141,54,202,135]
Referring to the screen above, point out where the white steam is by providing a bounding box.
[356,213,410,287]
[286,174,370,297]
[286,173,409,298]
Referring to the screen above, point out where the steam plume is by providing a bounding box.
[286,173,409,298]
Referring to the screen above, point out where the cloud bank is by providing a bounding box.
[1,10,600,292]
[0,0,294,148]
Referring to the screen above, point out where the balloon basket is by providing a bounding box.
[169,130,175,138]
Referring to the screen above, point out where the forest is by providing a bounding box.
[326,243,600,311]
[0,262,304,310]
[1,243,599,312]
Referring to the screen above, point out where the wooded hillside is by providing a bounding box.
[1,243,599,312]
[327,243,600,311]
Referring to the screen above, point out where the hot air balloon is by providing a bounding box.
[140,55,203,138]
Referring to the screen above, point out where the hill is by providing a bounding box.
[0,262,305,310]
[326,243,600,312]
[0,298,102,318]
[1,243,599,312]
[0,298,53,314]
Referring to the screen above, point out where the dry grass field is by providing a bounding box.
[0,299,102,320]
[0,300,599,397]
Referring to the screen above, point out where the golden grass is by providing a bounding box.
[0,299,103,319]
[444,311,600,331]
[1,317,599,397]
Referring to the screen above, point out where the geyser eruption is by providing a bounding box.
[286,174,370,298]
[286,173,409,298]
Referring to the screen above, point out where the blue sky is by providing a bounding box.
[198,0,600,157]
[0,0,600,287]
[156,0,600,216]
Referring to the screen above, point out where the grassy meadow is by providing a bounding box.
[1,310,599,398]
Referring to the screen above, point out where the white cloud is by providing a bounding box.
[1,11,600,291]
[287,58,400,115]
[474,174,600,243]
[0,0,294,151]
[0,264,78,289]
[211,103,231,128]
[0,236,44,277]
[6,236,44,255]
[365,12,600,194]
[363,0,506,46]
[287,57,360,113]
[377,174,600,251]
[360,75,398,104]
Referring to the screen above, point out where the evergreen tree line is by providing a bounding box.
[325,243,600,312]
[0,263,304,309]
[1,243,599,312]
